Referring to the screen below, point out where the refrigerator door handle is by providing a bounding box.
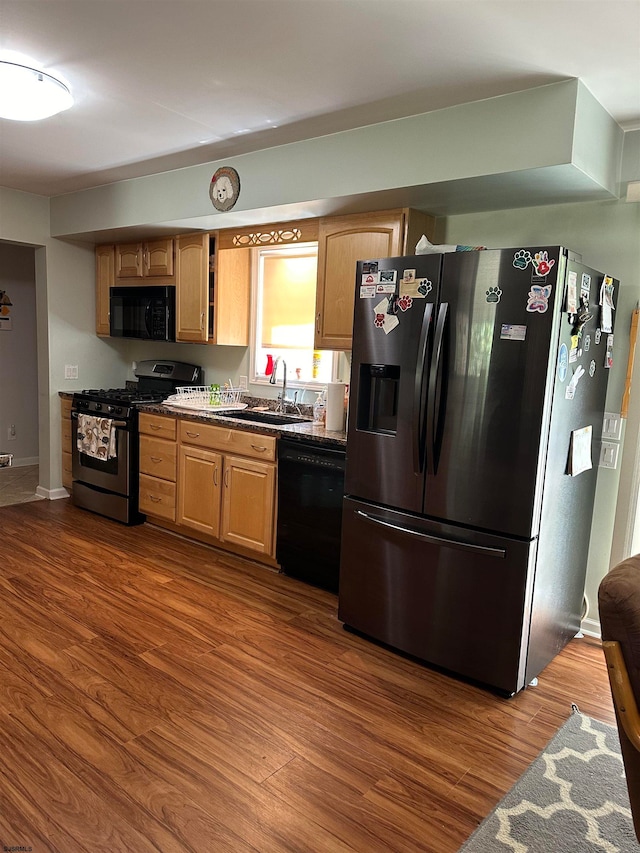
[355,510,506,557]
[426,302,448,475]
[413,302,434,475]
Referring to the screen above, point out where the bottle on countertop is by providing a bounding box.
[313,392,326,425]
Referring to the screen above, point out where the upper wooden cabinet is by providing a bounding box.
[314,208,436,350]
[95,244,115,336]
[175,232,250,346]
[116,238,174,281]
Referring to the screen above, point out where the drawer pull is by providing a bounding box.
[224,469,230,488]
[214,466,219,487]
[150,424,162,431]
[186,431,200,438]
[149,495,162,503]
[150,456,162,463]
[251,444,267,452]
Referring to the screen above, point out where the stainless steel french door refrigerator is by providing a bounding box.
[339,247,617,695]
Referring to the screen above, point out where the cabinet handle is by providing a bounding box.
[316,312,321,335]
[251,444,267,453]
[214,466,219,486]
[150,424,162,431]
[186,431,200,438]
[149,495,161,503]
[150,456,162,463]
[200,312,205,330]
[224,469,230,488]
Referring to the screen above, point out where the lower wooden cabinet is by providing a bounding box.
[60,397,73,491]
[140,414,277,561]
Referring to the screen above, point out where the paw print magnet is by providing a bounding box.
[513,250,532,270]
[486,286,502,304]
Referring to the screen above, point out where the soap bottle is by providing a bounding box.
[313,392,326,425]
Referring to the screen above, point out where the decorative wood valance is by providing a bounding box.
[216,219,319,250]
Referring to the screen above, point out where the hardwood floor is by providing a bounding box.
[0,498,615,853]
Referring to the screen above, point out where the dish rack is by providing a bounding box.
[164,385,246,410]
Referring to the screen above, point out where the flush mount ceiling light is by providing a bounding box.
[0,61,73,121]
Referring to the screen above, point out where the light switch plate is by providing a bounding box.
[64,364,79,380]
[599,441,619,469]
[602,411,622,440]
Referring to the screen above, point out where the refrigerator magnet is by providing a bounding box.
[362,261,379,274]
[486,286,502,304]
[362,272,379,285]
[376,283,396,294]
[557,343,568,381]
[605,334,614,369]
[589,359,596,378]
[402,269,416,283]
[583,334,591,352]
[566,271,578,314]
[581,274,591,303]
[397,295,413,312]
[379,269,397,284]
[513,249,532,270]
[595,328,602,345]
[401,277,430,299]
[500,324,527,341]
[360,285,376,298]
[531,250,556,279]
[526,284,552,313]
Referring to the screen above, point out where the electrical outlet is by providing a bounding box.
[64,364,79,380]
[7,424,16,441]
[239,375,248,390]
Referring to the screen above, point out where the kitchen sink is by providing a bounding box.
[218,410,312,426]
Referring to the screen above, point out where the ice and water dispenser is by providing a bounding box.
[356,364,400,434]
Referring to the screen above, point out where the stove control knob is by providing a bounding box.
[116,407,123,415]
[107,405,115,413]
[95,403,102,411]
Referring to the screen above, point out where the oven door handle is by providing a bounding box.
[72,412,128,429]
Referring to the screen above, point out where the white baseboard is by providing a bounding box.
[580,617,601,640]
[7,456,39,467]
[36,485,70,501]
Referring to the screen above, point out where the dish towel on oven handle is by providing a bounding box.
[76,414,117,460]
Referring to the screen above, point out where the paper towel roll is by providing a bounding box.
[326,382,346,432]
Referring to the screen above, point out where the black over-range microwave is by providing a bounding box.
[110,286,176,341]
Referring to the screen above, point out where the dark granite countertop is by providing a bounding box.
[58,390,347,448]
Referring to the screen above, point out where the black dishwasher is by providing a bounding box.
[277,438,346,593]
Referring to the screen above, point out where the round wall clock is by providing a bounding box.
[210,166,240,211]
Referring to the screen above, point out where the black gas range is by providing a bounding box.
[71,360,203,524]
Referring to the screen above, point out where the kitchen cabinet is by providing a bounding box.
[175,233,250,345]
[314,208,436,350]
[138,413,177,521]
[60,397,73,491]
[140,413,277,561]
[116,238,174,281]
[95,244,115,336]
[178,420,276,557]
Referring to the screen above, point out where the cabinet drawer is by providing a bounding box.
[139,474,176,520]
[179,420,276,461]
[139,413,177,440]
[139,435,177,482]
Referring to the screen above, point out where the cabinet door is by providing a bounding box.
[315,211,404,350]
[116,243,143,278]
[95,244,115,336]
[214,248,250,346]
[176,233,209,343]
[221,455,276,556]
[145,238,174,277]
[178,444,222,537]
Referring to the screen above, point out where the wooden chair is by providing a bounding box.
[599,554,640,842]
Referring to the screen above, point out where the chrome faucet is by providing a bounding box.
[269,357,287,412]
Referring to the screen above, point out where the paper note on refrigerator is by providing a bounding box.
[567,425,593,476]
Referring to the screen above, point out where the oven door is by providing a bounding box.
[71,412,132,496]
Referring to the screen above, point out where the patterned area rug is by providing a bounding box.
[459,708,637,852]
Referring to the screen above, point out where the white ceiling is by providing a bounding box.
[1,0,639,198]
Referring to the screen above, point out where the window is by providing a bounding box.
[251,243,336,387]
